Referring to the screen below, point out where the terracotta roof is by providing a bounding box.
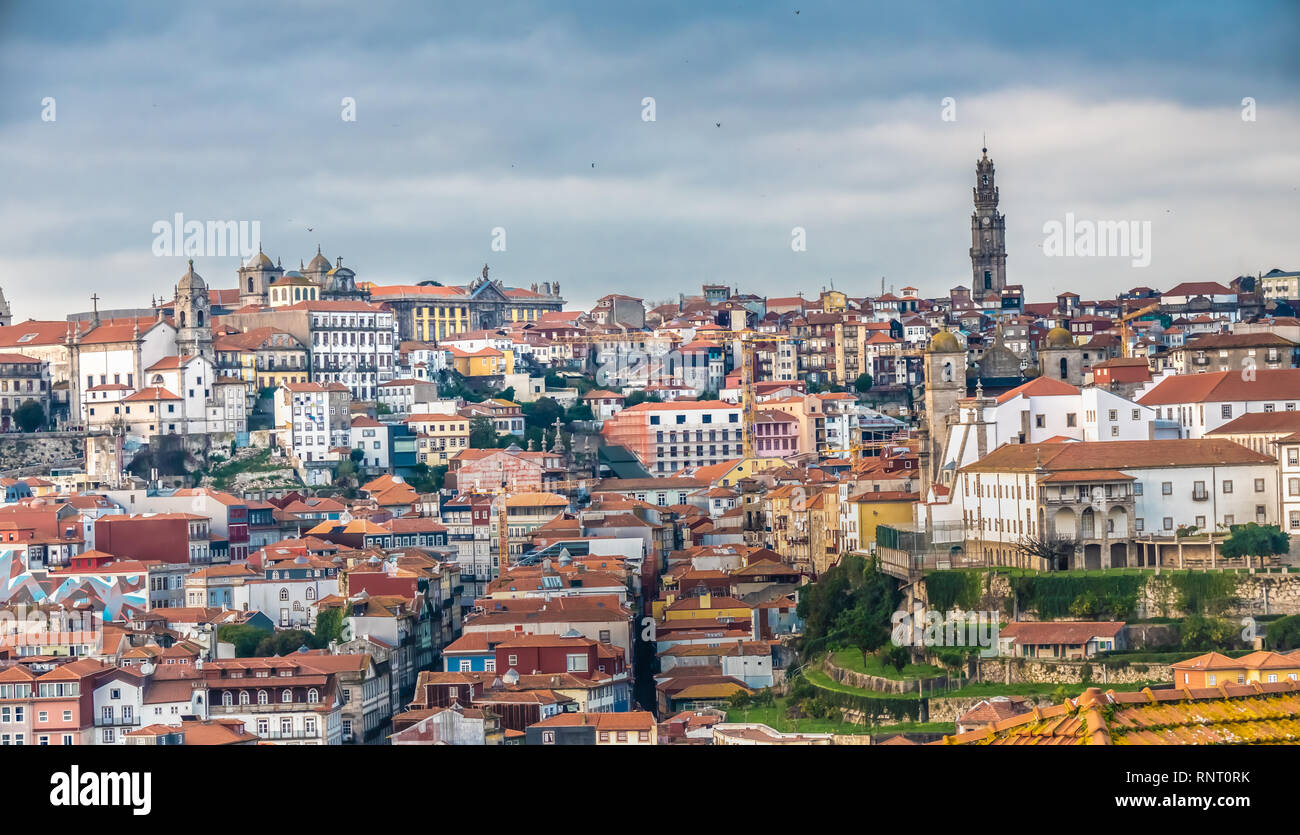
[958,439,1273,473]
[1206,411,1300,436]
[1138,369,1300,406]
[940,682,1300,745]
[1000,621,1126,646]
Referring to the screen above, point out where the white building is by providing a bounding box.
[299,300,397,401]
[1137,369,1300,438]
[349,416,391,471]
[273,381,352,482]
[957,438,1278,569]
[933,378,1169,488]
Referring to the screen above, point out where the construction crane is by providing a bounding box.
[696,329,801,459]
[1117,302,1160,359]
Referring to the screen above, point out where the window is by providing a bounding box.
[1163,517,1174,530]
[1066,413,1077,427]
[566,653,589,672]
[1222,404,1233,418]
[1161,482,1172,495]
[1035,415,1045,428]
[1222,480,1233,494]
[1133,483,1143,496]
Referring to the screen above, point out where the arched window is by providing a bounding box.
[180,311,186,328]
[222,691,232,706]
[279,588,289,601]
[305,587,315,600]
[307,688,319,704]
[247,277,254,292]
[197,310,204,326]
[282,689,293,703]
[238,691,249,705]
[1059,358,1069,380]
[257,690,268,705]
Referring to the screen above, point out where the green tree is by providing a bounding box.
[12,399,44,432]
[217,624,271,657]
[468,416,498,448]
[350,447,365,463]
[854,373,873,394]
[624,390,662,408]
[564,402,594,422]
[1180,616,1240,651]
[313,606,346,648]
[1220,523,1289,566]
[497,387,516,402]
[522,397,564,430]
[1267,615,1300,651]
[408,462,447,493]
[254,630,316,657]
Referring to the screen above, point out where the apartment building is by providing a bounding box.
[601,400,744,473]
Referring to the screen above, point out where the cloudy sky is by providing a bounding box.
[0,0,1297,320]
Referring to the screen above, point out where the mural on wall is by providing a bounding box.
[0,548,148,620]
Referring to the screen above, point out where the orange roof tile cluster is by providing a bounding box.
[940,682,1300,745]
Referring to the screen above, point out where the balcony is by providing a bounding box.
[1192,489,1209,502]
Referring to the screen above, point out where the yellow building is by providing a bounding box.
[1172,651,1300,688]
[691,457,785,488]
[663,591,752,622]
[842,488,918,554]
[406,413,470,467]
[819,289,847,313]
[450,346,514,377]
[213,327,310,404]
[268,273,320,307]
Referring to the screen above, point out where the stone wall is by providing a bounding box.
[970,657,1173,687]
[0,434,84,475]
[925,693,1058,725]
[821,656,951,696]
[922,570,1300,620]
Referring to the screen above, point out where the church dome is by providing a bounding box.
[244,247,274,270]
[1045,327,1073,348]
[306,246,332,272]
[927,331,962,353]
[177,260,206,291]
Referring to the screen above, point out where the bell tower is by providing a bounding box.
[970,144,1007,294]
[175,259,213,360]
[922,331,967,488]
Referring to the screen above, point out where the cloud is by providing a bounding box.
[0,1,1296,318]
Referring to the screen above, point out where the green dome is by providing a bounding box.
[1046,327,1074,348]
[927,331,962,353]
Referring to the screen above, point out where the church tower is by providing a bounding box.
[970,145,1007,294]
[175,260,213,359]
[922,330,967,489]
[0,286,11,327]
[238,244,282,308]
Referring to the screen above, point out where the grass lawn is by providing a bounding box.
[830,649,945,680]
[725,697,955,737]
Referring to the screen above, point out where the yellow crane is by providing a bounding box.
[695,329,801,459]
[1118,302,1160,359]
